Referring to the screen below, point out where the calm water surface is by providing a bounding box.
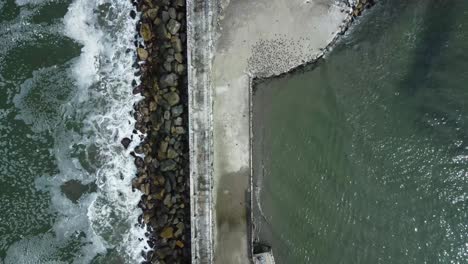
[254,1,468,263]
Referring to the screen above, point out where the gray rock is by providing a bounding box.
[166,19,181,35]
[174,126,185,134]
[171,37,183,53]
[174,117,183,126]
[168,8,176,19]
[161,159,177,171]
[163,61,172,72]
[177,12,184,21]
[175,64,185,74]
[161,11,170,23]
[160,73,178,87]
[163,91,180,106]
[144,7,159,20]
[167,148,178,159]
[171,105,183,117]
[159,140,169,153]
[163,193,172,207]
[164,120,172,134]
[164,110,171,120]
[174,53,183,63]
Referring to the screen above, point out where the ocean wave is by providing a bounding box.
[4,0,146,262]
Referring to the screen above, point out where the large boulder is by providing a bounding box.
[160,73,178,87]
[140,23,152,41]
[163,91,180,106]
[166,19,181,35]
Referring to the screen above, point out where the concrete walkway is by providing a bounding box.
[188,0,351,263]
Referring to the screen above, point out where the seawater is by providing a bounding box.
[0,0,147,263]
[254,1,468,263]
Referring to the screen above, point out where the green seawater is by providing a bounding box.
[0,0,145,263]
[254,1,468,263]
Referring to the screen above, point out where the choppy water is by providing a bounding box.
[254,1,468,263]
[0,0,147,263]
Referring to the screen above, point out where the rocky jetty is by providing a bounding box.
[128,0,190,263]
[351,0,375,17]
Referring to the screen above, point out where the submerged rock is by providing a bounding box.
[121,137,131,148]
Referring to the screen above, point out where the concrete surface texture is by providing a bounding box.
[212,0,349,263]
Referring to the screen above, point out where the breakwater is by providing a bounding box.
[128,0,190,262]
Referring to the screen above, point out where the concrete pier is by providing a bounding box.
[187,0,351,263]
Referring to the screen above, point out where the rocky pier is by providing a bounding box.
[127,0,190,263]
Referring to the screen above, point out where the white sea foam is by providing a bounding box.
[5,0,146,263]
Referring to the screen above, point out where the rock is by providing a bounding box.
[163,91,180,106]
[160,73,178,87]
[175,241,184,248]
[163,61,172,72]
[163,193,172,207]
[174,126,185,134]
[144,7,159,20]
[159,140,169,153]
[171,105,183,117]
[121,137,131,148]
[176,222,185,232]
[154,189,165,200]
[135,157,144,168]
[166,19,181,35]
[164,120,172,134]
[167,148,178,159]
[164,110,171,120]
[160,227,174,239]
[168,8,176,19]
[130,10,136,19]
[140,23,152,41]
[174,222,184,238]
[171,37,182,53]
[137,48,149,60]
[161,11,170,23]
[174,53,183,63]
[156,246,172,259]
[157,23,171,39]
[155,175,165,185]
[175,64,185,74]
[174,117,183,126]
[153,17,162,26]
[177,12,184,21]
[149,100,157,112]
[160,160,177,171]
[140,183,150,195]
[175,0,185,6]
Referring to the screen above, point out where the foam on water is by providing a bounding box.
[4,0,148,262]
